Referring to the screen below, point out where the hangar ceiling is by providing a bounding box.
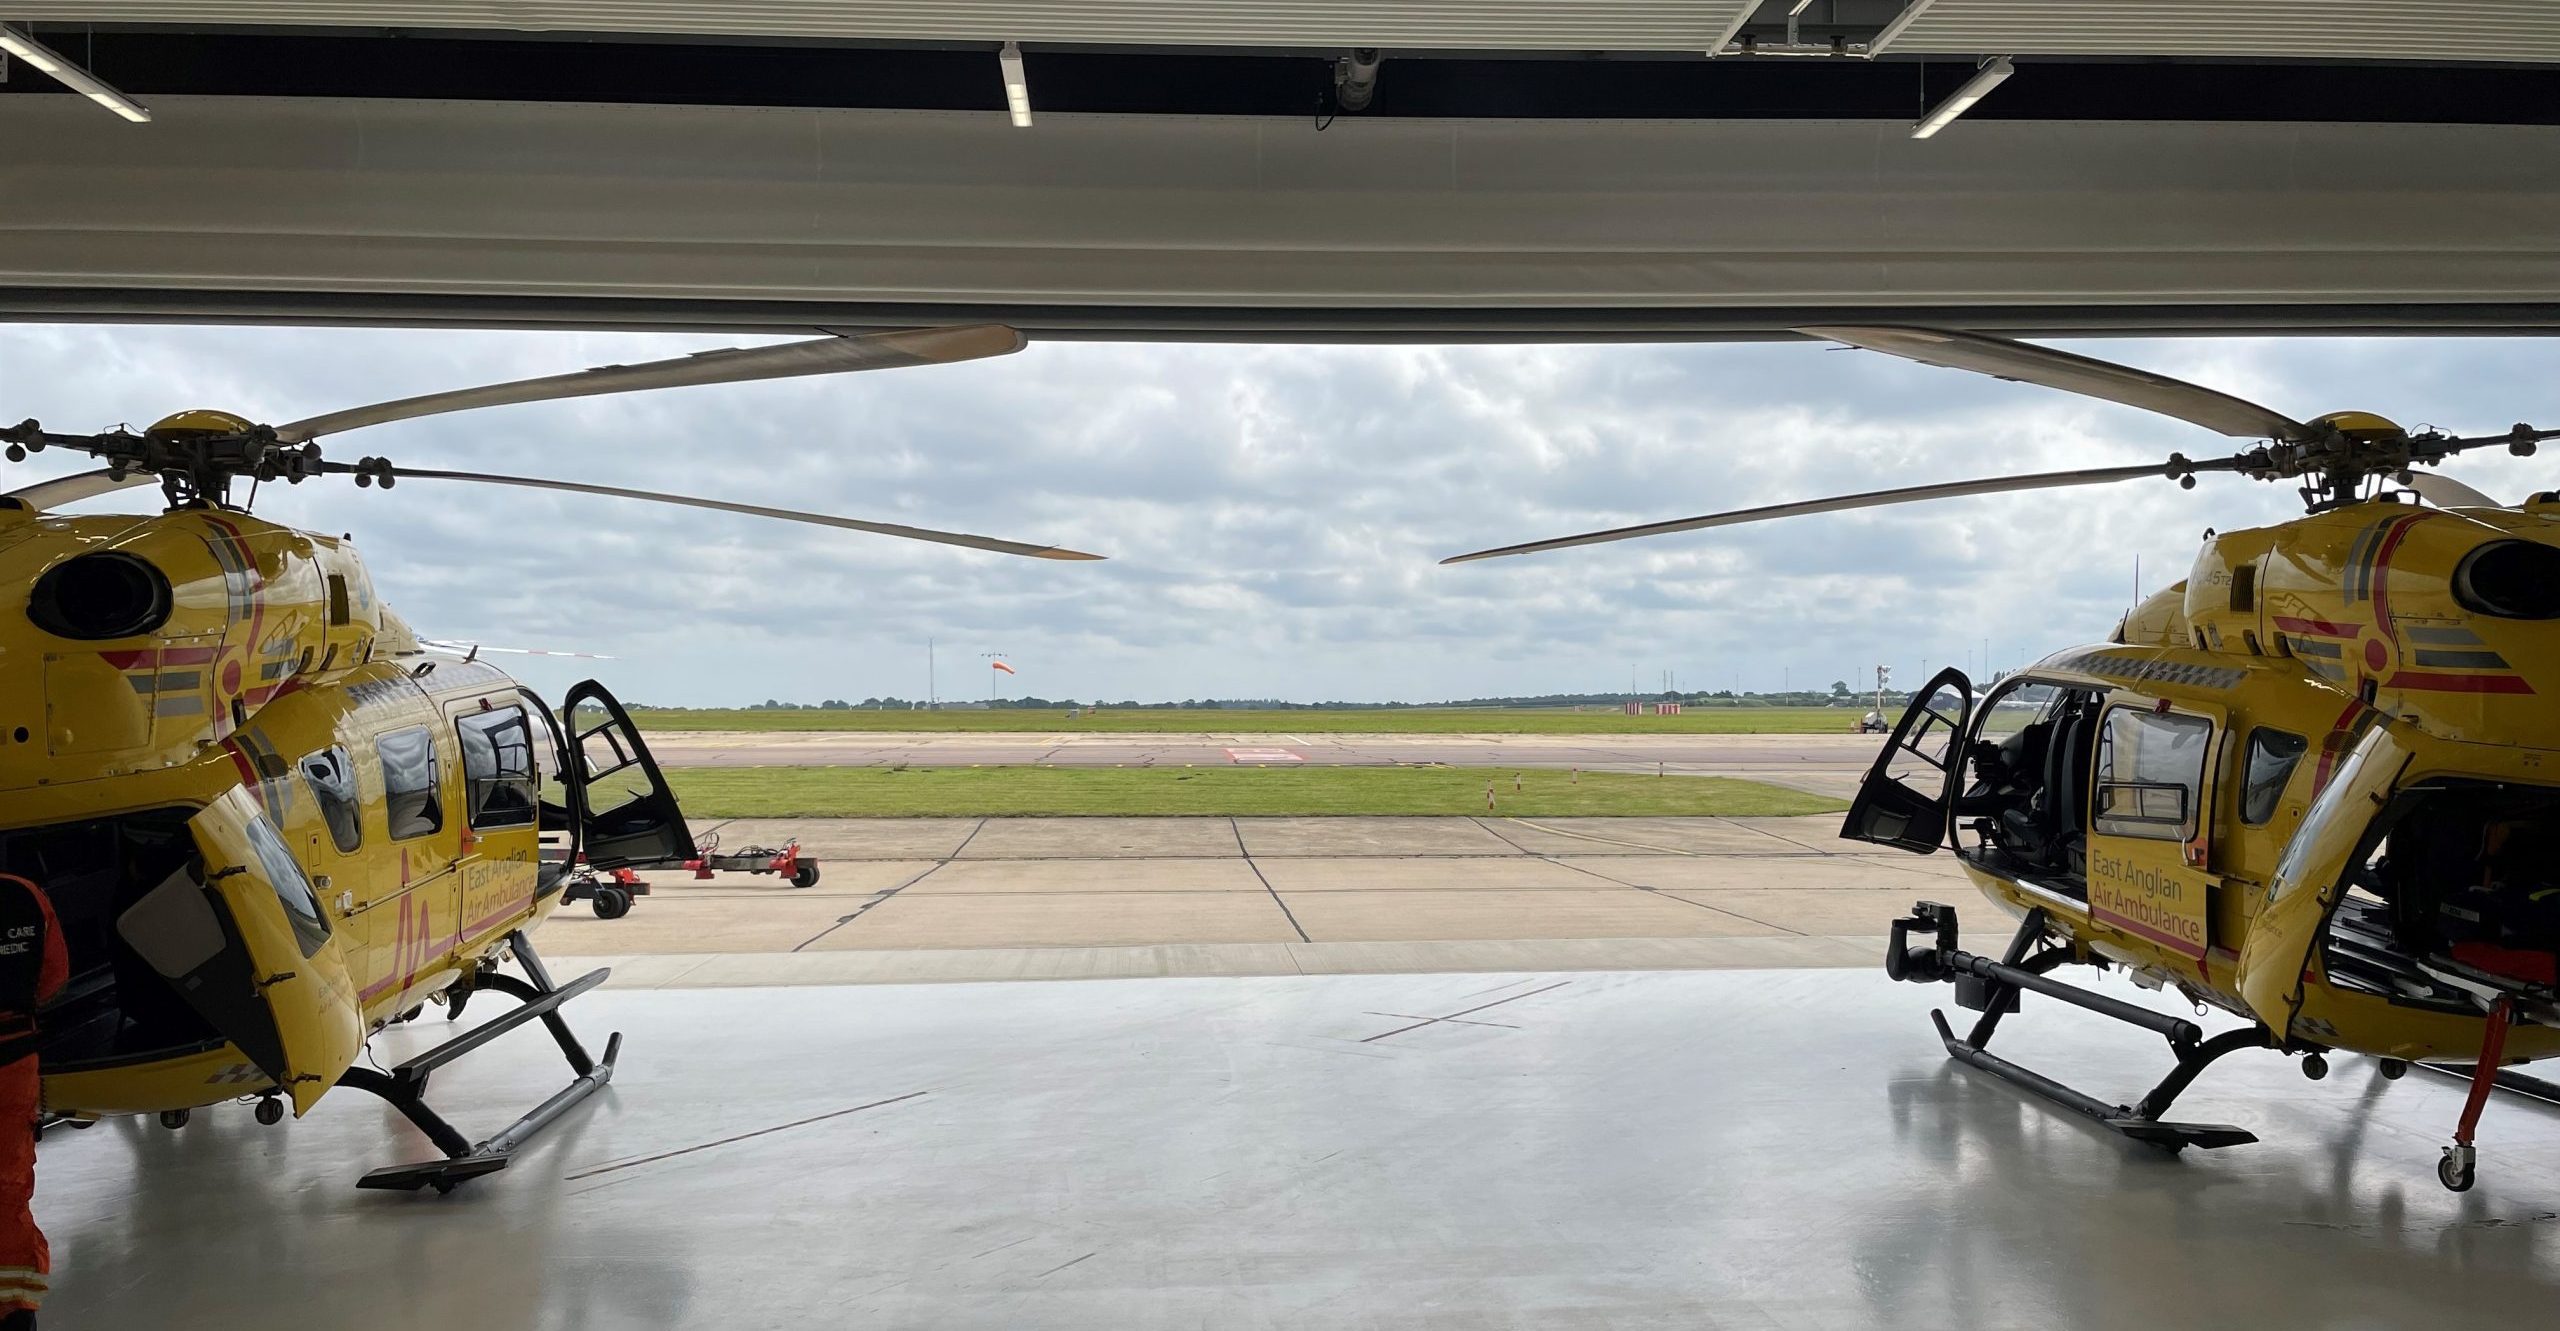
[9,3,1750,49]
[1878,2,2560,64]
[4,3,2560,338]
[14,2,2560,61]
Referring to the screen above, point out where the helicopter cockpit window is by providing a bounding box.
[2240,728,2309,827]
[457,707,539,830]
[298,747,363,854]
[377,726,443,841]
[2092,707,2213,842]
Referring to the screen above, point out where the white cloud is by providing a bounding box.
[5,326,2555,705]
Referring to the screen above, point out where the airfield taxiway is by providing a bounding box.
[644,731,1883,798]
[540,814,1960,983]
[41,968,2560,1329]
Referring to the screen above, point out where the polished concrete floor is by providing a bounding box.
[40,968,2560,1329]
[536,816,1966,982]
[646,731,1883,797]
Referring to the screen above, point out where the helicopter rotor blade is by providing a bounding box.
[1443,460,2217,565]
[385,466,1105,561]
[272,325,1027,444]
[1,468,158,511]
[2404,471,2504,509]
[418,639,616,661]
[1802,326,2317,442]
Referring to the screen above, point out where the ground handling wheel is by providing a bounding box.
[592,886,633,920]
[791,861,821,889]
[158,1109,191,1130]
[2379,1058,2410,1081]
[255,1096,286,1126]
[2439,1144,2477,1192]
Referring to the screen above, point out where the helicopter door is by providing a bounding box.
[116,788,366,1114]
[1841,668,1973,854]
[562,680,698,869]
[2082,699,2226,963]
[2235,724,2414,1030]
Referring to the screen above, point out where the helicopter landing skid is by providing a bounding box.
[1889,901,2267,1153]
[337,931,620,1194]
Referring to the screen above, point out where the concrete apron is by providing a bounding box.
[39,968,2560,1329]
[536,815,1972,984]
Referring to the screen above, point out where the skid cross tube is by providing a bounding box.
[1890,900,2263,1152]
[1939,946,2206,1045]
[336,931,620,1193]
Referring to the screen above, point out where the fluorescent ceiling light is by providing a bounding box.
[998,41,1032,128]
[0,22,151,123]
[1910,56,2011,140]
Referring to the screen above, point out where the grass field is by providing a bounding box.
[632,707,1862,736]
[664,765,1849,819]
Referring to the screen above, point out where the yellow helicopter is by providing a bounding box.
[1450,327,2560,1192]
[1,324,1101,1191]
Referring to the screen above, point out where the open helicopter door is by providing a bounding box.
[116,788,366,1114]
[562,680,697,869]
[2236,724,2414,1032]
[1842,668,1973,854]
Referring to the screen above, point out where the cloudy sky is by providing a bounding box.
[5,325,2555,707]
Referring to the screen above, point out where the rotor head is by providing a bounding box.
[147,409,257,437]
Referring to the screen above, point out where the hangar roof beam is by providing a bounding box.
[0,21,150,121]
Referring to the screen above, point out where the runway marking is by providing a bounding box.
[1224,746,1304,764]
[564,1089,930,1181]
[1360,979,1572,1043]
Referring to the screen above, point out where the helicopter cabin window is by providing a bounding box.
[298,747,363,854]
[2092,707,2213,842]
[377,726,443,841]
[243,809,333,958]
[457,706,539,829]
[2240,728,2309,826]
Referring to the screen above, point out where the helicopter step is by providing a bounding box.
[1888,901,2266,1153]
[336,931,619,1194]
